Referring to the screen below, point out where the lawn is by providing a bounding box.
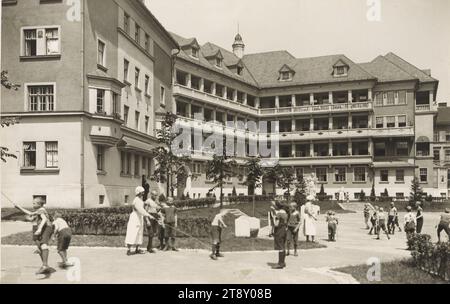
[335,259,449,284]
[1,231,325,252]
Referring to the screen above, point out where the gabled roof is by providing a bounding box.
[279,64,295,73]
[384,52,438,83]
[333,59,349,67]
[359,55,417,83]
[436,107,450,126]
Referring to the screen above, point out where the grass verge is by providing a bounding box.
[335,259,449,284]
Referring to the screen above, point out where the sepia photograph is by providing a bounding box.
[1,0,449,287]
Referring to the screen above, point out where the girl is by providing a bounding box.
[14,198,54,274]
[125,186,154,256]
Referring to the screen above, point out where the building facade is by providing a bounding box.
[171,33,443,200]
[1,1,446,208]
[1,0,178,208]
[433,106,450,198]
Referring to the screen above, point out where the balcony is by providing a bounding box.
[277,155,373,166]
[173,84,258,116]
[416,104,438,113]
[267,128,372,141]
[258,102,373,117]
[175,116,255,139]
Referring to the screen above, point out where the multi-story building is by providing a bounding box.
[433,105,450,198]
[1,0,178,208]
[171,32,441,200]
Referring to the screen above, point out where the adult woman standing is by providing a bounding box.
[125,186,153,256]
[303,195,318,242]
[271,201,288,270]
[416,202,424,234]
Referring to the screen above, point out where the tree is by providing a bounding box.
[370,184,376,202]
[151,112,190,197]
[317,184,327,201]
[359,190,366,202]
[276,167,297,202]
[243,157,264,216]
[293,177,307,206]
[206,152,237,208]
[409,177,424,205]
[1,71,20,163]
[263,165,280,197]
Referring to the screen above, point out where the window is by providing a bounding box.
[237,66,243,76]
[420,168,428,183]
[445,150,450,161]
[336,66,346,75]
[97,39,105,66]
[396,170,405,183]
[160,86,166,105]
[120,152,126,174]
[96,146,104,171]
[99,195,105,205]
[144,75,150,95]
[281,71,291,81]
[215,58,222,67]
[386,92,395,105]
[375,93,383,107]
[23,27,60,57]
[398,91,407,105]
[396,141,409,156]
[434,149,441,161]
[124,195,129,205]
[316,168,327,182]
[112,93,120,115]
[376,117,384,128]
[28,85,55,112]
[124,13,130,34]
[386,116,396,128]
[398,115,407,128]
[123,105,129,125]
[96,89,105,113]
[375,142,386,157]
[354,167,366,182]
[135,111,140,130]
[335,167,346,182]
[145,116,149,134]
[23,142,36,167]
[135,68,140,89]
[396,193,405,200]
[45,142,59,168]
[123,59,130,82]
[144,34,150,52]
[135,23,140,44]
[380,170,389,182]
[191,48,198,58]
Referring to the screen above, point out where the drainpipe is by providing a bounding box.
[80,0,86,208]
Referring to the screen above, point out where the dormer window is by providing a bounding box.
[191,47,199,58]
[281,71,291,81]
[332,59,349,77]
[237,66,243,76]
[215,58,222,68]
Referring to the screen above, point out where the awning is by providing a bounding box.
[416,136,431,143]
[117,136,157,154]
[372,161,417,169]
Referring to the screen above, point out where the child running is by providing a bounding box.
[14,198,54,274]
[52,211,74,268]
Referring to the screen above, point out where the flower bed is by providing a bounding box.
[407,234,450,282]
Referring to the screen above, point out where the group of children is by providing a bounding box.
[125,187,179,256]
[13,199,73,275]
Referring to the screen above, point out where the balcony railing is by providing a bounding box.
[259,101,373,116]
[416,104,438,112]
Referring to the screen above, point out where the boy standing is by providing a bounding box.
[162,197,178,251]
[363,204,371,230]
[145,190,161,253]
[210,209,228,260]
[387,203,398,235]
[403,206,416,240]
[377,208,391,240]
[286,203,301,257]
[52,211,73,268]
[326,211,339,242]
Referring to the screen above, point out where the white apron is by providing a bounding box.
[303,203,317,236]
[125,199,145,246]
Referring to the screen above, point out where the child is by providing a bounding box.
[14,198,54,274]
[368,207,378,235]
[376,208,391,240]
[52,211,73,268]
[437,208,450,243]
[326,211,339,242]
[286,203,301,257]
[161,197,178,251]
[363,204,371,230]
[210,209,229,260]
[403,206,416,240]
[271,201,288,270]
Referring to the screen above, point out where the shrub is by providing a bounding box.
[317,184,327,201]
[408,234,450,281]
[359,190,366,202]
[370,184,376,202]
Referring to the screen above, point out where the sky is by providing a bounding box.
[145,0,450,103]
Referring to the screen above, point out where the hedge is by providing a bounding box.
[407,234,450,282]
[59,210,211,237]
